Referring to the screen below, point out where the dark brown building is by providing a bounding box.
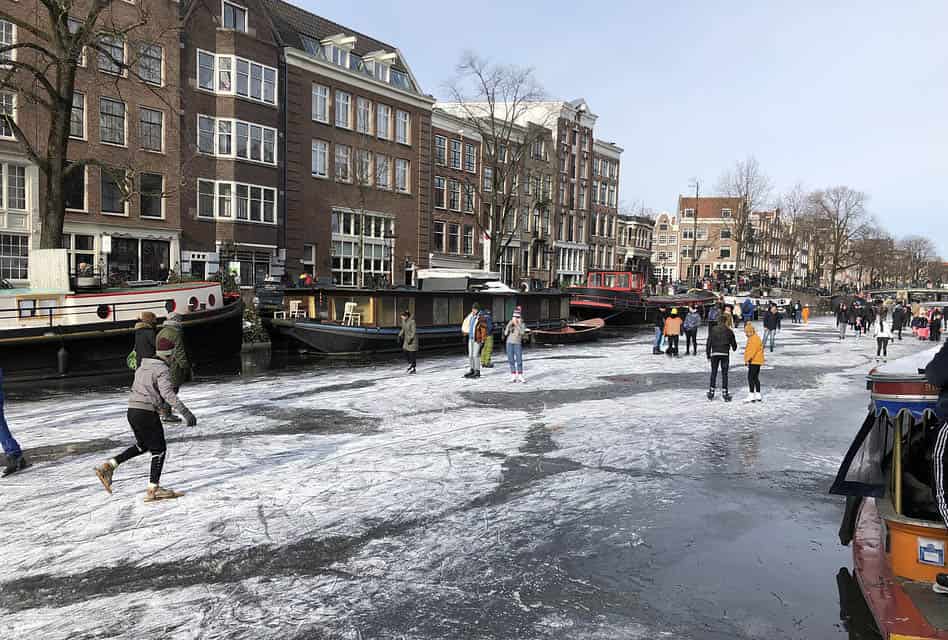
[590,139,621,270]
[2,0,182,283]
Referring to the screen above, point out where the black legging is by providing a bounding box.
[747,364,761,393]
[876,338,889,357]
[685,330,698,354]
[710,356,730,391]
[666,335,679,355]
[115,408,167,485]
[404,350,416,370]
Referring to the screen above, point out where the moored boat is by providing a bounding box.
[832,347,948,638]
[569,270,718,325]
[532,318,605,345]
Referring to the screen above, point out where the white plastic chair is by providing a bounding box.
[288,300,306,319]
[342,302,361,326]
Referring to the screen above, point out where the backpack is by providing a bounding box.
[126,350,137,370]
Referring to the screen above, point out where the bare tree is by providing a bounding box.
[443,52,551,274]
[897,235,938,286]
[717,156,772,275]
[776,183,812,286]
[851,225,895,287]
[0,1,179,249]
[810,186,870,294]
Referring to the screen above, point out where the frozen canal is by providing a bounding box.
[0,316,932,639]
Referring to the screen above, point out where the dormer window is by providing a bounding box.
[300,35,320,57]
[320,34,357,69]
[329,46,348,68]
[373,61,389,82]
[222,1,247,32]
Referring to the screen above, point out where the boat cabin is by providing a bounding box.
[580,271,646,292]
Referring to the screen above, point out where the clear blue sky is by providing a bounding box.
[298,0,948,257]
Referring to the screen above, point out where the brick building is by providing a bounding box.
[651,211,679,282]
[675,195,743,283]
[429,109,480,271]
[589,140,621,270]
[2,0,182,283]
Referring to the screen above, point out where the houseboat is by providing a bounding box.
[569,270,718,325]
[0,251,243,382]
[263,270,572,355]
[832,347,948,638]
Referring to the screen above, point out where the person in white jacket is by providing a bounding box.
[873,313,893,360]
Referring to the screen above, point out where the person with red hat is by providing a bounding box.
[94,337,197,502]
[504,306,527,383]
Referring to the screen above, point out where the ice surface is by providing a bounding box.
[0,317,938,639]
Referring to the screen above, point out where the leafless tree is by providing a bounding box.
[776,183,813,286]
[0,1,179,249]
[443,52,551,273]
[851,225,895,287]
[897,235,938,285]
[810,186,870,294]
[717,156,772,275]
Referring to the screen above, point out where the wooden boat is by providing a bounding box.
[263,270,572,355]
[531,318,605,345]
[569,271,717,325]
[832,347,948,638]
[0,282,244,382]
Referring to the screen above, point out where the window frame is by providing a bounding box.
[0,91,16,139]
[97,33,126,76]
[100,168,129,216]
[137,43,163,86]
[0,20,16,65]
[312,84,330,123]
[1,163,28,212]
[311,139,329,178]
[394,158,409,194]
[376,103,391,140]
[98,97,127,147]
[138,106,164,153]
[395,109,410,145]
[334,143,351,182]
[431,220,445,253]
[69,92,86,140]
[434,135,447,166]
[221,0,248,32]
[64,164,87,212]
[375,154,391,190]
[356,97,372,134]
[334,90,351,129]
[195,50,278,106]
[196,114,277,165]
[196,178,277,224]
[139,172,165,219]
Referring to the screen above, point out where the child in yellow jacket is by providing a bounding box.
[744,323,764,402]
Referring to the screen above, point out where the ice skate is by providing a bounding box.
[144,485,184,502]
[94,462,114,494]
[2,454,29,478]
[723,391,732,402]
[707,389,715,401]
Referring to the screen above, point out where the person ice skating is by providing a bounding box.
[0,369,28,477]
[795,301,803,323]
[155,314,191,423]
[707,303,721,327]
[480,308,495,368]
[762,303,778,352]
[837,303,849,340]
[461,304,487,379]
[134,311,157,367]
[802,304,811,325]
[504,306,526,382]
[664,308,683,357]
[707,313,738,402]
[94,343,197,502]
[925,341,948,593]
[892,302,906,341]
[741,298,755,324]
[872,312,892,360]
[683,306,701,356]
[932,310,943,343]
[743,323,764,403]
[398,310,417,374]
[653,307,667,354]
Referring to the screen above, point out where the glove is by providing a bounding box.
[180,408,197,427]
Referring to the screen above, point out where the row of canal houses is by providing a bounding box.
[0,0,626,291]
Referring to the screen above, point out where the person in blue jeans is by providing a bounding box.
[504,306,526,383]
[653,307,667,354]
[0,369,28,477]
[762,303,779,352]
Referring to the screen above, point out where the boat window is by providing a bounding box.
[17,298,58,320]
[331,295,373,324]
[17,299,36,319]
[433,297,449,324]
[493,296,506,323]
[379,296,397,327]
[603,274,616,288]
[560,297,570,319]
[617,274,630,289]
[449,297,464,324]
[540,299,550,321]
[588,273,601,287]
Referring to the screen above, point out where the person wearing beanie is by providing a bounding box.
[133,311,158,368]
[663,308,683,357]
[504,306,526,383]
[155,313,191,422]
[682,306,701,356]
[94,347,197,502]
[743,322,764,402]
[706,313,737,402]
[398,310,417,374]
[461,303,486,379]
[480,307,495,368]
[0,368,29,477]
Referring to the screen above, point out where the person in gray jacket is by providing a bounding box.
[398,310,417,374]
[94,344,197,502]
[504,306,527,383]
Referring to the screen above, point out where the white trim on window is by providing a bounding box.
[70,92,86,140]
[221,0,248,32]
[139,106,164,153]
[312,83,329,123]
[0,92,16,139]
[195,49,278,106]
[196,114,277,165]
[0,20,16,65]
[137,42,164,87]
[98,96,127,147]
[100,167,130,217]
[197,178,277,225]
[139,172,166,220]
[311,139,329,178]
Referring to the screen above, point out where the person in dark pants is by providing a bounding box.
[926,341,948,594]
[653,307,667,354]
[683,306,701,356]
[134,311,157,367]
[932,310,943,343]
[398,310,417,374]
[664,308,683,357]
[94,346,197,502]
[892,303,905,341]
[0,369,28,477]
[706,314,737,402]
[743,322,764,402]
[762,303,779,352]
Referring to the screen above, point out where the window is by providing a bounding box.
[138,44,162,85]
[222,1,248,32]
[301,243,316,267]
[356,97,372,134]
[1,164,26,210]
[448,179,460,211]
[355,149,372,186]
[447,223,460,254]
[335,91,351,128]
[720,228,732,239]
[608,185,616,207]
[67,18,86,67]
[334,144,351,181]
[197,51,277,105]
[300,35,320,56]
[681,230,694,240]
[0,20,14,63]
[450,140,462,169]
[328,45,349,68]
[197,179,275,224]
[139,173,163,218]
[0,92,14,139]
[434,176,446,208]
[375,154,390,189]
[139,108,163,151]
[101,169,126,214]
[483,167,493,192]
[98,34,124,75]
[394,158,409,193]
[434,136,447,166]
[64,164,85,210]
[70,93,85,139]
[463,185,474,213]
[432,221,445,252]
[330,211,394,286]
[99,98,125,145]
[390,69,411,91]
[395,110,410,144]
[464,143,476,172]
[311,140,328,177]
[376,104,391,139]
[0,234,27,280]
[463,226,473,255]
[197,115,276,164]
[372,60,388,82]
[721,208,732,218]
[683,208,695,217]
[720,247,732,258]
[312,84,329,122]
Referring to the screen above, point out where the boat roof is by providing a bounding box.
[0,288,68,296]
[868,345,941,381]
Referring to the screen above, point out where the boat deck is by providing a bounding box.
[902,580,948,632]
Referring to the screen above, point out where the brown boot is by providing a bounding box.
[94,463,114,494]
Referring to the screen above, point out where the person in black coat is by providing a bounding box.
[762,304,779,352]
[134,311,158,368]
[892,303,905,341]
[706,315,738,402]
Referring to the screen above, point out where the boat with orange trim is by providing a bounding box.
[832,346,948,638]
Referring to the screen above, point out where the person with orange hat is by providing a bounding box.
[663,307,683,357]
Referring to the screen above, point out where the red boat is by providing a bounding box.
[568,271,718,325]
[832,347,948,638]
